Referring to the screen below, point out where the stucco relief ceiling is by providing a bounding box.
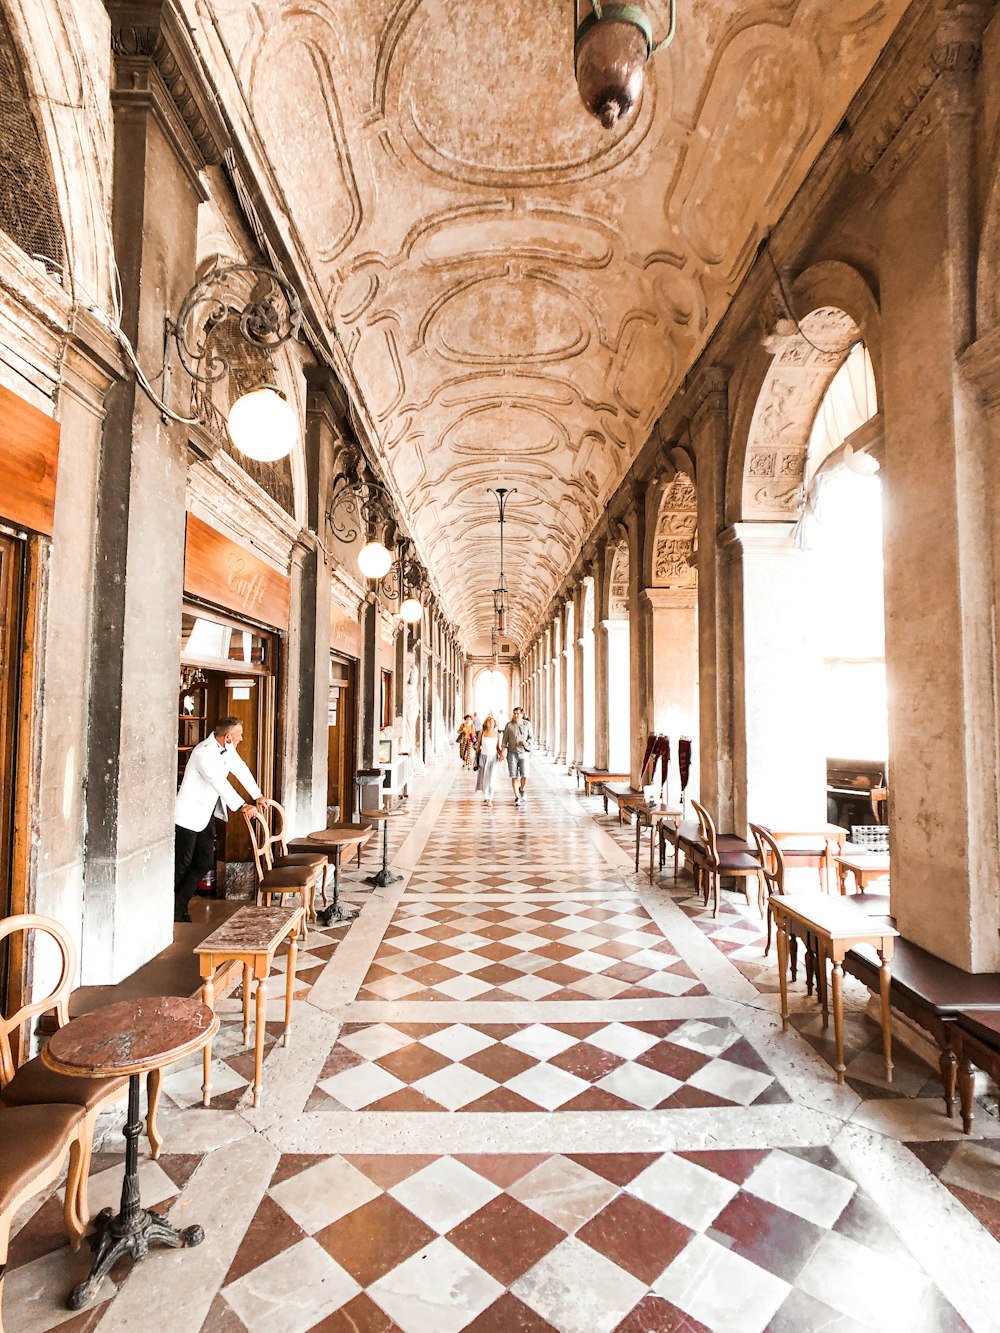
[201,0,905,648]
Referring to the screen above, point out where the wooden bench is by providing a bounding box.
[601,781,644,821]
[578,768,629,799]
[844,937,1000,1125]
[951,1009,1000,1134]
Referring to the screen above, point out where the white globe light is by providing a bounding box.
[357,540,392,579]
[399,596,422,623]
[227,386,297,462]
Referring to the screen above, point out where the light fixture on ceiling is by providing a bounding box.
[167,262,303,461]
[488,486,516,635]
[574,0,676,129]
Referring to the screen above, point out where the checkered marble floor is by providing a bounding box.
[7,756,998,1333]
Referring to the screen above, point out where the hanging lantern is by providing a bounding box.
[399,596,423,623]
[574,1,676,129]
[358,539,393,580]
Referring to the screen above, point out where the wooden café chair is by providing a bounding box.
[243,806,324,941]
[0,1102,89,1331]
[0,915,162,1234]
[690,800,763,919]
[750,823,825,1004]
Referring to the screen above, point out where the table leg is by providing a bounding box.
[318,844,361,925]
[366,819,402,889]
[67,1073,204,1311]
[958,1055,975,1134]
[242,963,252,1047]
[634,819,640,873]
[818,941,829,1029]
[284,927,297,1048]
[775,916,789,1033]
[253,970,268,1108]
[831,959,846,1083]
[939,1045,958,1119]
[878,949,893,1083]
[201,974,215,1107]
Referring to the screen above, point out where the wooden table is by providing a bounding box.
[300,824,374,925]
[770,891,898,1085]
[578,769,628,799]
[364,807,407,887]
[835,850,890,894]
[632,801,682,876]
[194,905,303,1108]
[42,995,218,1311]
[766,823,849,892]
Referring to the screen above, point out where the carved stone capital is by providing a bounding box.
[686,366,729,432]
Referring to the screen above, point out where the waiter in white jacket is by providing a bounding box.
[174,715,265,922]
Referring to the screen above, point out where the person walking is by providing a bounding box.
[457,715,476,768]
[503,707,534,806]
[475,714,503,806]
[174,715,265,923]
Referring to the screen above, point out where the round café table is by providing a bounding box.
[42,995,219,1311]
[305,825,373,925]
[363,808,407,888]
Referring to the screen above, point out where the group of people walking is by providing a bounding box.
[457,707,534,807]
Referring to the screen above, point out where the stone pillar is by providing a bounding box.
[643,588,699,799]
[82,10,225,981]
[542,660,551,752]
[557,607,570,766]
[626,498,650,787]
[360,596,379,770]
[573,597,586,769]
[724,524,824,832]
[690,369,734,827]
[604,620,631,773]
[512,660,522,711]
[593,549,611,769]
[464,659,473,715]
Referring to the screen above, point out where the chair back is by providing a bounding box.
[263,798,292,855]
[0,914,75,1086]
[690,799,718,868]
[242,806,275,878]
[749,824,785,895]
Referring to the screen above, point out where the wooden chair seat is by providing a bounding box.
[0,1103,89,1332]
[244,804,321,937]
[1,1055,123,1115]
[691,800,762,919]
[717,848,762,872]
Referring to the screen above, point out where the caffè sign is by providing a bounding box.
[184,513,290,628]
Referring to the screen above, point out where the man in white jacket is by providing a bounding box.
[174,716,265,922]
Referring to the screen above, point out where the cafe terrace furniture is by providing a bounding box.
[243,807,322,942]
[631,800,682,877]
[749,824,807,986]
[194,905,303,1108]
[951,1009,1000,1134]
[579,767,629,798]
[835,850,891,894]
[41,995,218,1312]
[1,914,164,1195]
[765,823,849,893]
[0,1103,89,1333]
[691,800,763,918]
[364,807,408,888]
[299,825,375,925]
[257,798,330,894]
[771,892,898,1085]
[843,937,1000,1124]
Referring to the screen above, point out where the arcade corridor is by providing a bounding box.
[6,760,995,1332]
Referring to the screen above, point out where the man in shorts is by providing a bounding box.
[503,707,534,806]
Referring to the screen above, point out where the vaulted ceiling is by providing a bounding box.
[203,0,905,650]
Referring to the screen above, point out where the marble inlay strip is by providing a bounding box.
[264,1103,841,1155]
[321,997,739,1024]
[307,890,405,1012]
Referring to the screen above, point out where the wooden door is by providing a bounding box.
[328,657,356,821]
[0,533,25,1025]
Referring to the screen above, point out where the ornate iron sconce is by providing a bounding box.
[574,0,677,128]
[326,452,395,579]
[380,543,425,623]
[165,262,303,460]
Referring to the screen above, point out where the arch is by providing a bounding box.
[727,263,881,524]
[473,666,509,722]
[0,0,108,301]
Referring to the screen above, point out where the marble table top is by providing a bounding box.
[362,807,407,821]
[194,905,303,957]
[305,825,375,845]
[43,994,218,1079]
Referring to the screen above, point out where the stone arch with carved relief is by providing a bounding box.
[733,274,881,522]
[646,471,698,590]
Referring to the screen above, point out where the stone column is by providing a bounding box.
[643,588,699,800]
[464,659,474,715]
[724,524,824,832]
[604,620,631,772]
[690,369,734,827]
[593,549,611,769]
[512,660,522,711]
[626,498,650,787]
[83,10,226,981]
[573,599,586,770]
[360,596,379,770]
[557,606,570,766]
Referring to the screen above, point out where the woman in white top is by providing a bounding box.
[475,715,504,806]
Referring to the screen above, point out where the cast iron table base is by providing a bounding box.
[317,844,360,925]
[68,1074,203,1309]
[366,817,402,889]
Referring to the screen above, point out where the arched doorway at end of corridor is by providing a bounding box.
[474,668,510,726]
